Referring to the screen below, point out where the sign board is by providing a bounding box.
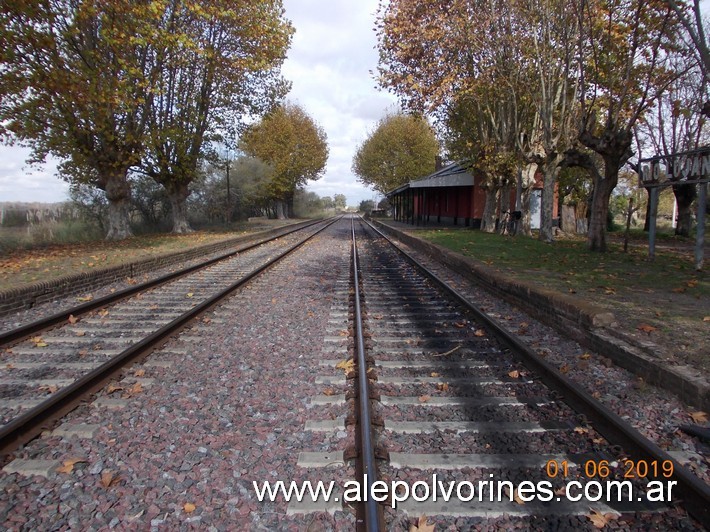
[638,148,710,188]
[636,147,708,270]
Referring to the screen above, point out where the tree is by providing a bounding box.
[0,1,160,239]
[333,194,347,211]
[240,102,328,219]
[568,0,682,251]
[352,111,439,194]
[141,0,292,233]
[664,0,710,102]
[637,59,708,236]
[359,199,376,212]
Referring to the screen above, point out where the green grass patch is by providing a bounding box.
[417,228,708,301]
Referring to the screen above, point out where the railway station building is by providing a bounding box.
[386,161,554,229]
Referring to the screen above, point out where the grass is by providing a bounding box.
[416,227,709,308]
[0,218,299,291]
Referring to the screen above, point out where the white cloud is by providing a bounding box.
[282,0,398,206]
[0,146,68,203]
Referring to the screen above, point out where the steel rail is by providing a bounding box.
[0,218,330,347]
[362,217,710,529]
[350,217,383,531]
[0,218,338,461]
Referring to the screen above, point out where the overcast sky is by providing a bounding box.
[0,0,397,207]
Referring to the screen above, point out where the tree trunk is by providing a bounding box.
[167,182,193,234]
[481,187,498,232]
[673,183,697,237]
[587,157,620,251]
[519,163,537,236]
[539,154,562,243]
[275,200,286,220]
[103,172,133,241]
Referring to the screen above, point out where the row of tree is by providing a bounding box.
[373,0,708,251]
[1,1,329,240]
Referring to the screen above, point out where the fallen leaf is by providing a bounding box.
[519,322,529,328]
[68,314,79,324]
[186,292,194,298]
[56,458,87,474]
[336,359,355,373]
[436,383,449,392]
[338,329,348,336]
[587,508,619,529]
[574,427,590,434]
[106,383,124,394]
[555,486,567,496]
[418,395,431,403]
[637,323,657,333]
[473,329,486,337]
[134,369,145,377]
[98,309,109,318]
[410,514,435,532]
[689,411,708,423]
[76,295,94,302]
[559,364,570,374]
[100,469,120,488]
[579,353,591,360]
[184,502,196,513]
[508,370,520,379]
[202,317,211,324]
[453,321,466,328]
[504,485,525,504]
[322,388,336,396]
[430,372,440,378]
[703,316,710,322]
[75,331,86,337]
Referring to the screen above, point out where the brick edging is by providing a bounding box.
[374,220,710,410]
[0,222,306,318]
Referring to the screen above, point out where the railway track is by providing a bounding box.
[1,215,708,529]
[0,217,338,460]
[301,217,709,529]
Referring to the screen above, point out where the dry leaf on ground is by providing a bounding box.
[410,515,435,532]
[637,323,657,333]
[68,314,79,324]
[336,359,355,373]
[587,508,619,528]
[100,469,120,488]
[689,411,708,423]
[508,370,520,379]
[184,503,196,513]
[56,458,87,474]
